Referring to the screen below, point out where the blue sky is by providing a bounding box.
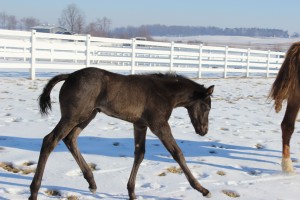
[2,0,300,33]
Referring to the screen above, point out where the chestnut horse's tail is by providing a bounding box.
[269,42,300,113]
[39,74,69,116]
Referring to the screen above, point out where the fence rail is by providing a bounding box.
[0,29,285,79]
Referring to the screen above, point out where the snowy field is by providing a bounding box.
[1,75,300,200]
[154,35,300,51]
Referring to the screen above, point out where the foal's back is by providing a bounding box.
[59,68,181,123]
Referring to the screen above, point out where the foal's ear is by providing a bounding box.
[206,85,214,96]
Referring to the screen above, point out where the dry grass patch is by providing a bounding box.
[158,172,167,176]
[22,161,36,166]
[0,162,20,173]
[0,162,36,175]
[216,170,226,176]
[88,163,97,171]
[166,166,183,174]
[67,195,80,200]
[21,168,36,175]
[255,143,264,149]
[222,189,240,198]
[158,166,183,176]
[45,189,61,197]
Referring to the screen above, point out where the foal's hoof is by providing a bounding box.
[89,188,97,194]
[202,189,211,198]
[282,158,294,174]
[204,192,212,198]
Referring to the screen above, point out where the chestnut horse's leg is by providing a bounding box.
[152,122,210,197]
[29,118,78,200]
[127,124,147,200]
[281,99,300,173]
[63,110,98,193]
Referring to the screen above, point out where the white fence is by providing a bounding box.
[0,29,285,80]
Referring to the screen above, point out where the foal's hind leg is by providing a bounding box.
[152,122,210,197]
[127,124,147,200]
[29,119,78,200]
[281,99,300,173]
[63,110,98,193]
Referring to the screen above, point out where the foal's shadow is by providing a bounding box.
[0,134,282,173]
[0,135,283,199]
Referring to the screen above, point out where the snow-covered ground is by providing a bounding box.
[1,75,300,200]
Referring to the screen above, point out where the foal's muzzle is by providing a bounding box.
[196,125,208,136]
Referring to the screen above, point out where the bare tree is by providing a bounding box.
[86,17,111,37]
[0,11,7,29]
[20,17,40,31]
[85,22,98,36]
[96,17,111,36]
[58,3,85,33]
[0,12,18,30]
[137,25,152,40]
[6,15,18,30]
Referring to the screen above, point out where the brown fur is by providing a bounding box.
[269,42,300,112]
[269,41,300,173]
[29,67,214,200]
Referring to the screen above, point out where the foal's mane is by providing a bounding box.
[145,72,206,90]
[269,42,300,112]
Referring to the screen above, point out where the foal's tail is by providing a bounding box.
[39,74,69,116]
[269,42,300,113]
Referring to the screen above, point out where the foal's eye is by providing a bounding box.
[201,103,210,111]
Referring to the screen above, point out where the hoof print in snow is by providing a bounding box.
[247,169,261,176]
[222,189,240,198]
[209,150,217,154]
[113,142,120,146]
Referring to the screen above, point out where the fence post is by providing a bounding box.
[246,48,250,77]
[198,44,203,78]
[131,38,136,74]
[224,46,228,78]
[30,30,36,80]
[170,41,174,72]
[85,34,91,68]
[266,50,271,77]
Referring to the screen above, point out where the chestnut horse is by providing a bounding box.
[269,42,300,173]
[29,67,214,199]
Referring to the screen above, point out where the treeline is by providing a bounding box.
[0,4,296,39]
[114,25,290,38]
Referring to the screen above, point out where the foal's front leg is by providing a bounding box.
[127,124,147,200]
[153,122,210,197]
[281,100,300,173]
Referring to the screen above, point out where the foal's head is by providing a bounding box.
[186,85,214,136]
